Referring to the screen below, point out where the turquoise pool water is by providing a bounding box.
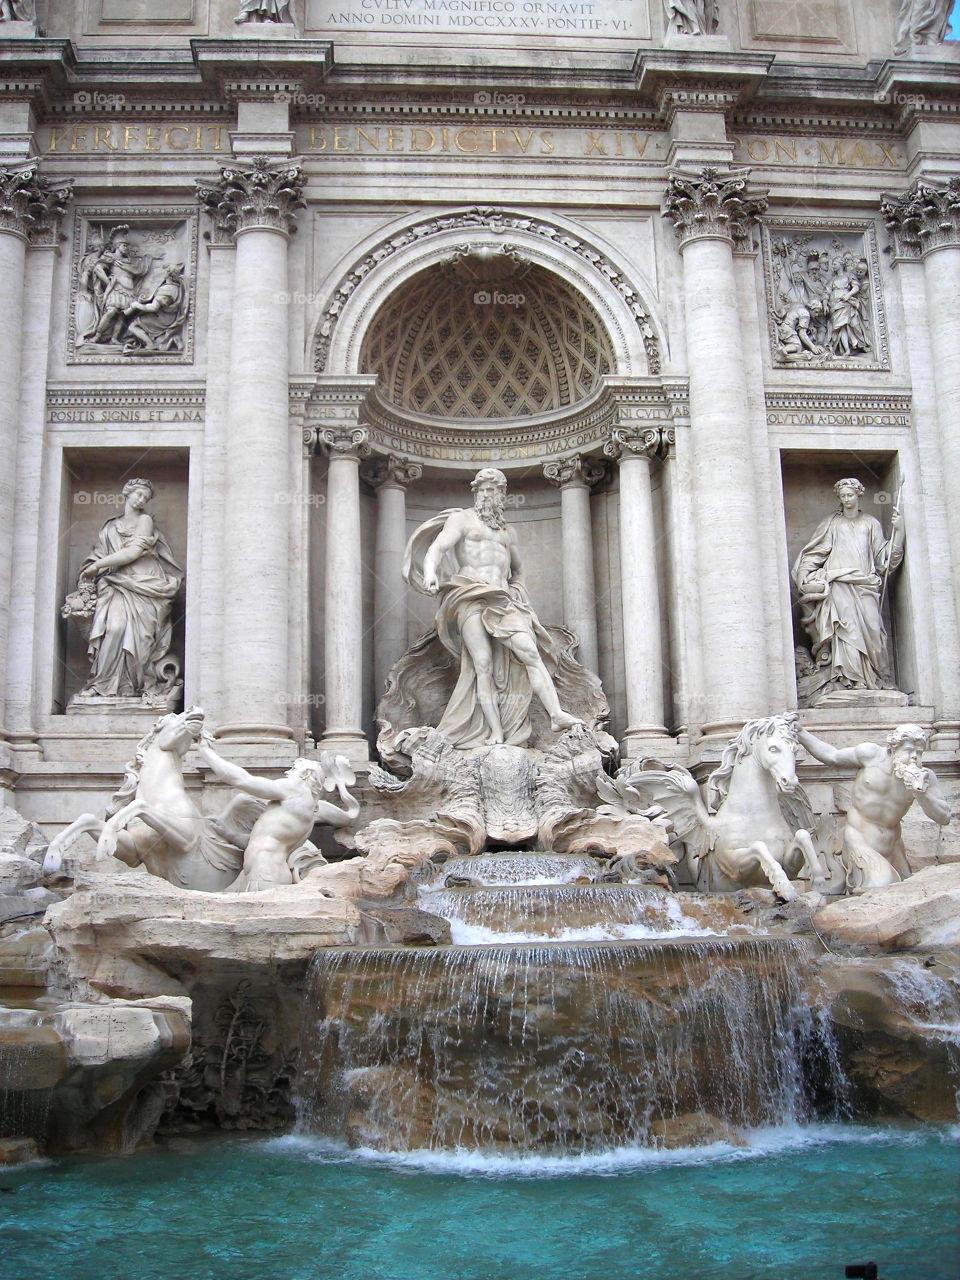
[1,1124,957,1280]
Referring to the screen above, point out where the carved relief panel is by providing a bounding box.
[762,219,889,371]
[67,207,198,364]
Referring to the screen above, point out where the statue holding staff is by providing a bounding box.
[793,478,904,696]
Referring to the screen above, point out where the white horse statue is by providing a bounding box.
[42,706,328,892]
[601,713,838,899]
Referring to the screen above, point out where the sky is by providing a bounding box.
[952,1,959,37]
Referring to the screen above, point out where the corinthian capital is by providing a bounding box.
[542,455,607,489]
[0,162,73,243]
[196,156,305,239]
[320,425,371,459]
[882,177,960,259]
[662,166,768,248]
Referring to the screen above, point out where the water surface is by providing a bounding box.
[1,1124,957,1280]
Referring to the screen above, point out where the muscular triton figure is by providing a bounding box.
[797,723,950,893]
[404,468,582,749]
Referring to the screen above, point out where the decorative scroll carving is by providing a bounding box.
[313,207,661,375]
[196,157,305,239]
[0,163,72,243]
[319,425,371,459]
[662,167,768,248]
[882,178,960,259]
[542,455,607,488]
[603,426,664,461]
[763,221,888,370]
[363,455,423,489]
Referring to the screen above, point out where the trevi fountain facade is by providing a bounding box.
[0,1,959,1276]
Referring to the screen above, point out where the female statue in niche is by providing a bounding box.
[792,477,904,701]
[63,479,183,707]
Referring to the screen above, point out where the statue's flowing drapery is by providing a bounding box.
[792,513,900,689]
[82,520,182,697]
[402,511,564,748]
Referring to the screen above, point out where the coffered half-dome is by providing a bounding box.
[359,256,615,420]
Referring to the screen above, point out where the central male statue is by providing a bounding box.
[403,469,582,748]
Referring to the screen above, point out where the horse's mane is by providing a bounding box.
[706,714,800,812]
[105,715,167,817]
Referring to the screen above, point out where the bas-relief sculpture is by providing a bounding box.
[664,0,719,36]
[768,232,878,367]
[61,479,184,711]
[74,222,191,359]
[792,478,904,707]
[797,724,950,892]
[43,706,360,894]
[894,0,952,53]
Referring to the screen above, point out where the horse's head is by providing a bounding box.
[707,712,801,809]
[153,705,206,756]
[750,713,802,795]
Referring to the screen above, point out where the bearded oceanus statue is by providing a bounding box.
[395,468,595,750]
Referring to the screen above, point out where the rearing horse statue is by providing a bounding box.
[42,707,246,892]
[605,713,834,899]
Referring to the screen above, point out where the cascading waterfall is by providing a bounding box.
[296,935,834,1153]
[419,884,723,943]
[0,1010,54,1142]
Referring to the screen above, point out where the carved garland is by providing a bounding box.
[312,206,661,376]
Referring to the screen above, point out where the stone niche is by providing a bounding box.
[740,0,856,51]
[76,0,209,37]
[66,207,198,365]
[779,451,916,704]
[762,219,889,372]
[55,450,189,713]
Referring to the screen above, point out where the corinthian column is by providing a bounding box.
[197,158,305,743]
[364,454,422,700]
[319,424,370,762]
[603,427,666,744]
[883,178,960,634]
[663,166,769,730]
[0,164,72,745]
[542,454,605,674]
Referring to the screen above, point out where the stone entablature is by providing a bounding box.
[765,391,912,431]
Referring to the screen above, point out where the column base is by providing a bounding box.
[214,721,298,744]
[620,725,674,761]
[317,731,370,766]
